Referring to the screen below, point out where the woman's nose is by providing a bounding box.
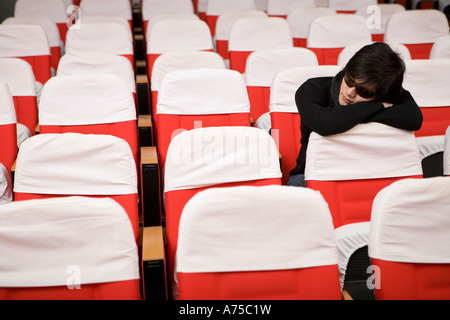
[346,86,357,97]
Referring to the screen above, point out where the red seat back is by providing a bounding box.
[0,84,18,173]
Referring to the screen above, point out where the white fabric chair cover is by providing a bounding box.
[14,133,137,195]
[0,82,17,126]
[337,41,411,66]
[444,126,450,175]
[287,7,337,40]
[269,65,342,114]
[307,15,372,48]
[80,0,132,21]
[65,22,133,56]
[164,126,282,192]
[267,0,315,16]
[430,35,450,59]
[229,17,293,52]
[142,0,194,22]
[215,10,267,42]
[57,53,136,93]
[0,163,12,205]
[16,123,32,148]
[369,177,450,263]
[384,10,449,44]
[39,74,136,126]
[0,196,139,287]
[328,0,378,11]
[157,69,250,115]
[79,16,133,39]
[0,25,50,59]
[244,48,319,86]
[355,4,405,36]
[14,0,67,24]
[335,222,371,289]
[0,58,37,97]
[206,0,257,17]
[416,135,445,160]
[403,59,450,108]
[305,123,423,181]
[146,19,213,54]
[146,14,199,39]
[176,185,338,273]
[151,51,226,92]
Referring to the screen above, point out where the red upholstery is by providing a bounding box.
[0,124,17,173]
[18,55,51,86]
[229,51,252,74]
[404,43,434,59]
[247,87,271,123]
[415,107,450,137]
[308,47,344,65]
[12,96,37,136]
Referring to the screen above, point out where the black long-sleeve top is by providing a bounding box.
[289,73,423,176]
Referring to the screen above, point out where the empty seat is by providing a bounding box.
[269,65,342,184]
[305,123,423,228]
[328,0,378,14]
[0,196,140,300]
[13,133,140,242]
[402,59,450,138]
[245,48,318,124]
[267,0,316,18]
[176,185,342,300]
[369,177,450,300]
[384,9,449,59]
[0,83,18,173]
[429,35,450,59]
[229,17,293,73]
[80,0,133,32]
[307,15,372,65]
[146,14,200,40]
[164,126,282,297]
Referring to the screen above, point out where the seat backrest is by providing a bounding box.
[328,0,378,13]
[0,58,38,136]
[79,0,133,32]
[228,17,293,74]
[307,14,372,65]
[146,19,213,80]
[287,7,337,48]
[269,65,342,184]
[0,25,51,90]
[215,10,267,61]
[369,177,450,300]
[355,3,405,42]
[402,59,450,137]
[245,48,318,123]
[0,196,141,300]
[206,0,257,37]
[3,17,62,73]
[65,22,134,68]
[0,83,17,173]
[150,50,226,118]
[176,185,342,300]
[156,68,251,170]
[444,126,450,176]
[38,73,138,164]
[337,41,411,66]
[384,9,449,59]
[164,126,282,297]
[267,0,316,18]
[430,35,450,59]
[13,133,139,241]
[14,0,68,43]
[146,14,200,41]
[305,123,423,228]
[0,163,12,205]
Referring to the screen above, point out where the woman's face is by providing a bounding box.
[339,73,377,106]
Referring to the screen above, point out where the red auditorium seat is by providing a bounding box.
[176,185,342,300]
[79,0,133,33]
[269,65,342,185]
[267,0,315,19]
[305,123,424,229]
[164,126,282,298]
[369,177,450,300]
[0,83,17,174]
[13,133,140,243]
[0,196,141,300]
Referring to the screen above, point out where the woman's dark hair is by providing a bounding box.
[342,42,405,101]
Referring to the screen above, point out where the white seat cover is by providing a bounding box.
[287,7,337,40]
[142,0,194,22]
[267,0,315,16]
[146,14,199,39]
[14,133,137,195]
[14,0,67,24]
[177,185,338,273]
[0,196,139,287]
[355,4,405,36]
[164,127,281,192]
[369,177,450,263]
[328,0,378,11]
[80,0,132,20]
[430,36,450,59]
[305,123,423,181]
[0,58,37,97]
[206,0,257,16]
[39,74,136,125]
[215,10,267,42]
[0,25,50,58]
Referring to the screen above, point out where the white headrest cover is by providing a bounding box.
[0,83,17,125]
[0,58,37,96]
[267,0,315,15]
[206,0,257,15]
[14,0,67,23]
[215,10,267,41]
[151,51,225,91]
[142,0,194,21]
[39,74,136,125]
[14,133,137,195]
[328,0,378,10]
[3,17,61,48]
[157,69,250,115]
[369,177,450,263]
[146,14,199,38]
[269,65,341,113]
[287,7,337,38]
[305,123,423,181]
[430,36,450,59]
[0,25,50,57]
[0,196,139,287]
[0,163,12,205]
[164,127,282,192]
[80,0,132,20]
[403,59,450,107]
[57,53,136,93]
[177,185,338,273]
